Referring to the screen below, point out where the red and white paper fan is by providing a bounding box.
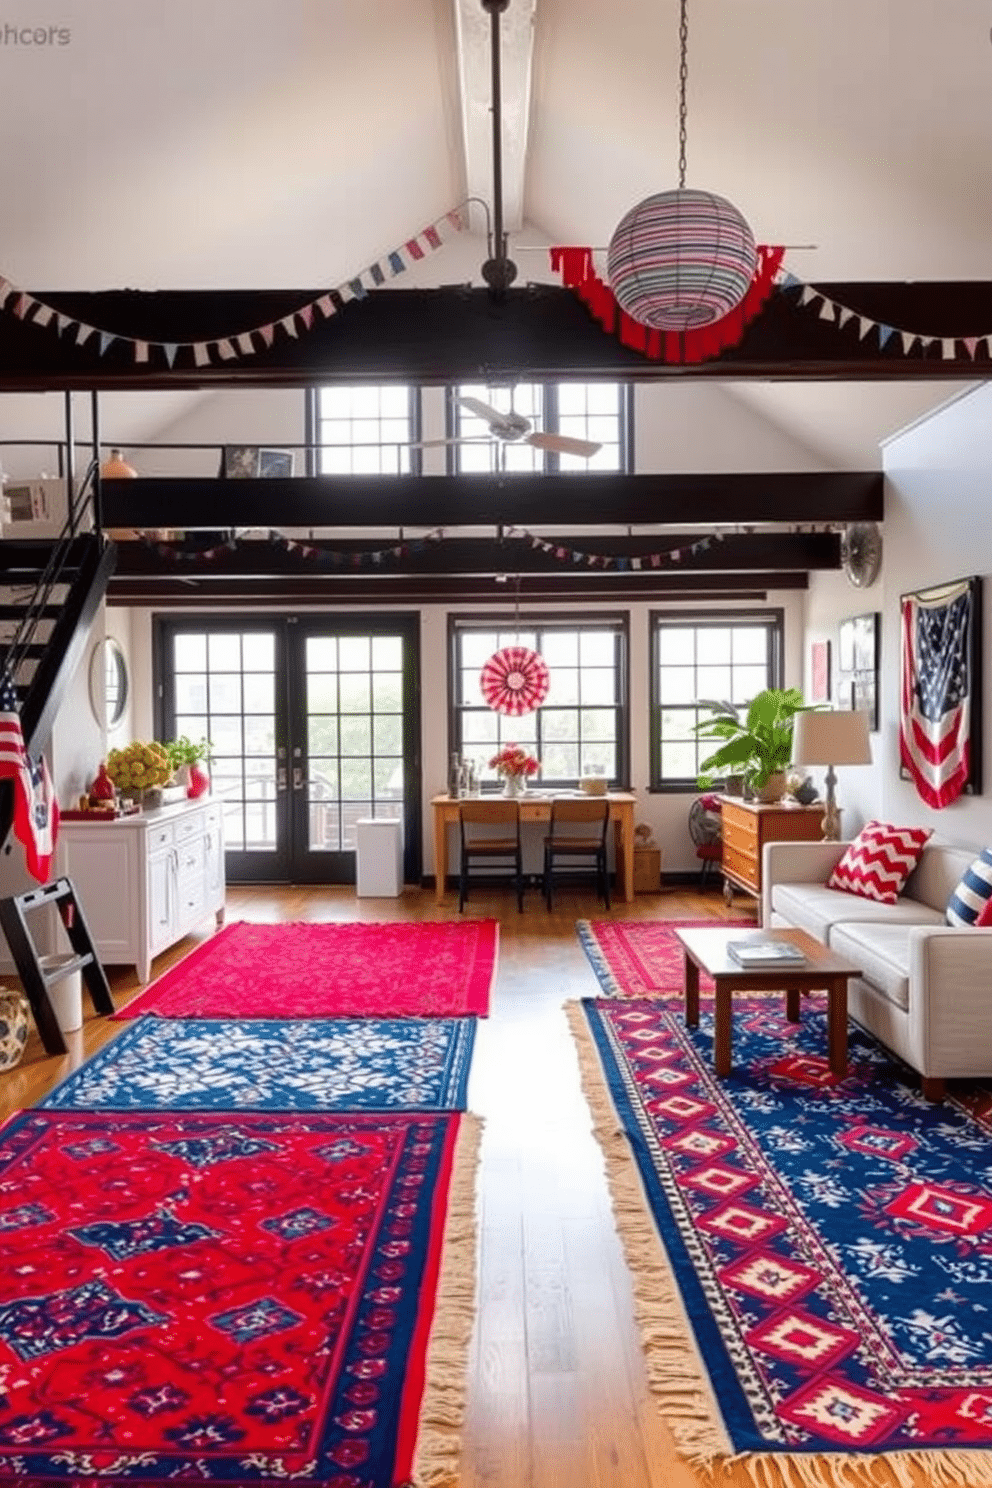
[480,646,550,717]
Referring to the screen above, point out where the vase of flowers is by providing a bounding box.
[489,744,540,797]
[106,741,173,808]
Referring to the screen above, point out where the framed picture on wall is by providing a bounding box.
[811,639,831,702]
[837,611,880,733]
[838,619,855,672]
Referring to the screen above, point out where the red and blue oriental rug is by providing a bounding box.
[114,919,498,1021]
[0,1108,478,1487]
[570,994,992,1484]
[577,917,754,998]
[41,1016,476,1112]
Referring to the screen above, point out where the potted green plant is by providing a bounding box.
[693,688,807,802]
[164,736,213,797]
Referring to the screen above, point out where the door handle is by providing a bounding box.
[277,766,288,794]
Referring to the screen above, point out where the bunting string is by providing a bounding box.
[775,267,992,361]
[0,209,466,368]
[139,526,727,571]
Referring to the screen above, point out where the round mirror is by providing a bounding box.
[89,637,129,729]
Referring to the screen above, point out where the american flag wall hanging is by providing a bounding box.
[899,575,983,808]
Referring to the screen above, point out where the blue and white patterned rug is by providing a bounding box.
[41,1016,476,1112]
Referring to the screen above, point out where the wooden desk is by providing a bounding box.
[431,792,637,904]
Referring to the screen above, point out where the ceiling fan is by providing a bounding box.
[413,395,602,459]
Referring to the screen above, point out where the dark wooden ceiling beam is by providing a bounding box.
[111,531,837,578]
[1,283,990,390]
[103,472,881,529]
[107,571,802,606]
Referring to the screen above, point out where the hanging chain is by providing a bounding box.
[677,0,688,189]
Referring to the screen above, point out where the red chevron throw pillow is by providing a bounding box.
[827,821,932,904]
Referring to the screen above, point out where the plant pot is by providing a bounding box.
[754,771,788,804]
[501,774,526,798]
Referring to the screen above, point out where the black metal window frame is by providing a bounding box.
[445,381,633,474]
[309,384,423,476]
[448,612,630,790]
[649,608,785,793]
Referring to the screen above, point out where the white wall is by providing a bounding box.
[804,382,992,850]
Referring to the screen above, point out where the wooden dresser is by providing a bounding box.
[719,797,826,915]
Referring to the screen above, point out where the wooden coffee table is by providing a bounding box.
[675,926,861,1079]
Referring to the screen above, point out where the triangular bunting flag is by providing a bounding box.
[368,263,385,287]
[134,341,149,363]
[337,282,355,304]
[56,313,72,334]
[818,299,836,322]
[799,285,818,306]
[13,294,34,320]
[964,337,979,359]
[878,324,894,349]
[446,208,465,231]
[236,333,255,355]
[75,323,95,346]
[259,324,275,347]
[297,304,314,328]
[279,315,299,338]
[837,306,854,329]
[98,331,116,355]
[163,343,178,367]
[942,338,957,360]
[215,339,236,361]
[347,278,367,300]
[0,278,11,307]
[315,294,335,319]
[193,343,211,368]
[858,317,874,341]
[32,305,53,328]
[900,331,917,355]
[423,224,442,250]
[779,272,802,292]
[387,251,405,276]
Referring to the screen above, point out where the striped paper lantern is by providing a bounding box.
[607,188,757,331]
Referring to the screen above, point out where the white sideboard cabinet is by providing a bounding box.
[56,798,225,982]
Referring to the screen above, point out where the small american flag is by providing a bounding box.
[900,579,976,809]
[0,671,59,881]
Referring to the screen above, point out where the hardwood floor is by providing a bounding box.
[0,882,931,1488]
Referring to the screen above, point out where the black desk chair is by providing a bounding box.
[542,798,611,911]
[458,800,524,912]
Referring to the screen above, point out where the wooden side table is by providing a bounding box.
[719,796,826,915]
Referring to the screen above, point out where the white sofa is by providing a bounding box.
[761,839,992,1100]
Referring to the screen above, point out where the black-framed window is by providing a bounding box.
[449,615,629,788]
[649,610,784,790]
[315,385,420,474]
[449,382,631,474]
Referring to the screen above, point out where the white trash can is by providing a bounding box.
[355,818,404,897]
[39,954,83,1034]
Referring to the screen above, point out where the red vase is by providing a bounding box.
[187,762,210,799]
[88,762,116,804]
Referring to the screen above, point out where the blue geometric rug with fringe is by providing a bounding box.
[572,992,992,1483]
[41,1016,476,1112]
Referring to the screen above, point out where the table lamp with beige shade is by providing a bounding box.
[791,708,873,841]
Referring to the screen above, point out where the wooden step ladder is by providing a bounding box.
[0,877,115,1055]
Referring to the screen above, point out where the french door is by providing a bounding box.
[155,614,421,884]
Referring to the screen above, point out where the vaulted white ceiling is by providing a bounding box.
[0,0,988,470]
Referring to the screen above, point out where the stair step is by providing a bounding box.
[0,605,61,620]
[41,951,95,986]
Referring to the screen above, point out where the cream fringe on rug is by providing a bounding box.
[411,1111,482,1488]
[565,1001,992,1488]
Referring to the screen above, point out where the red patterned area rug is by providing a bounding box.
[570,995,992,1486]
[0,1108,479,1487]
[577,916,755,998]
[114,919,498,1020]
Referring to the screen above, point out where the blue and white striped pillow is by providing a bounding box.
[946,848,992,926]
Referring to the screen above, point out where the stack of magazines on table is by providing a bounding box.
[727,939,807,967]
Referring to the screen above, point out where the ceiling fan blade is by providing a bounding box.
[458,396,533,439]
[526,433,603,458]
